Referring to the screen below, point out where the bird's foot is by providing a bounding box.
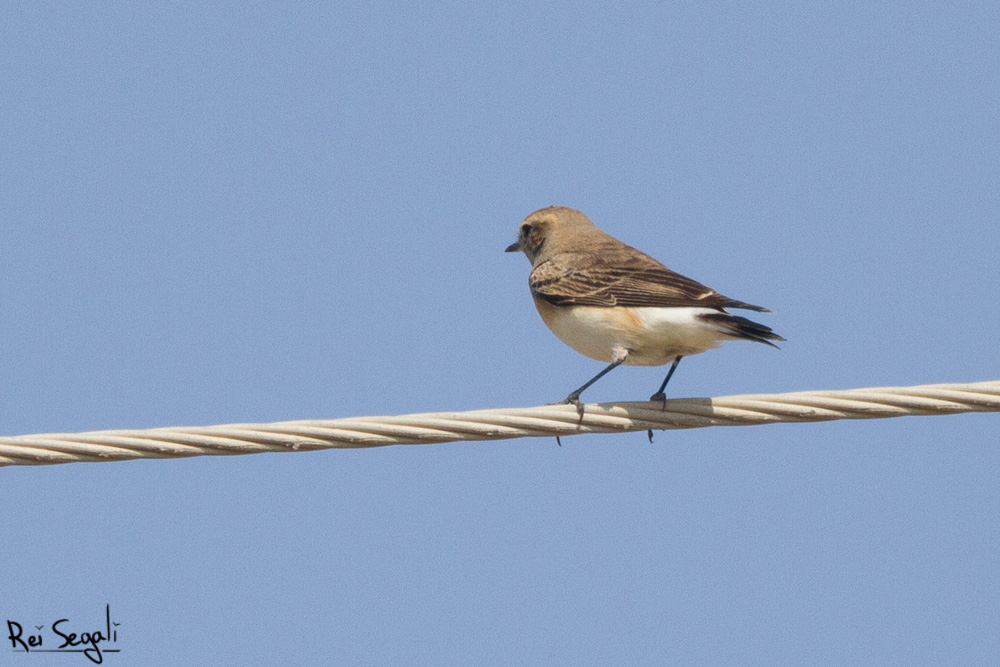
[565,394,585,422]
[547,394,583,413]
[545,393,585,432]
[649,392,668,411]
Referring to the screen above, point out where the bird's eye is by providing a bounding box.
[520,224,533,237]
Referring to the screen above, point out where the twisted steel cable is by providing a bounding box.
[1,380,997,467]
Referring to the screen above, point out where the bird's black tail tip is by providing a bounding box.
[699,312,785,348]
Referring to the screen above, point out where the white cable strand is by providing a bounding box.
[1,380,997,467]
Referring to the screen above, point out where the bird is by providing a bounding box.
[506,206,783,416]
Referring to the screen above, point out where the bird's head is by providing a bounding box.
[505,206,597,264]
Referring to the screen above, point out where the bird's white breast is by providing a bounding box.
[533,298,728,366]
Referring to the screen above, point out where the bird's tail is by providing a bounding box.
[699,312,785,348]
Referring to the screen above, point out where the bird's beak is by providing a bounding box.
[505,240,521,253]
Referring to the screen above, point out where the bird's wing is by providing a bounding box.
[529,250,770,312]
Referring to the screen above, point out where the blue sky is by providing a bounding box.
[2,2,998,664]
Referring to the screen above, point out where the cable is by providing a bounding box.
[1,380,997,467]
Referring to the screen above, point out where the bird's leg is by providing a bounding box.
[647,356,682,442]
[649,356,683,407]
[563,352,627,420]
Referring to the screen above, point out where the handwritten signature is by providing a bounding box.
[7,605,120,664]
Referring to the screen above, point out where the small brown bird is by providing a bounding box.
[506,206,783,413]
